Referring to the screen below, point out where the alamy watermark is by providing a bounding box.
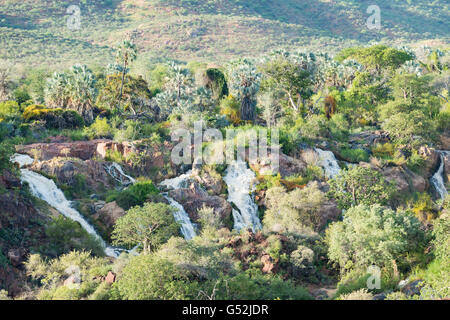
[367,265,381,290]
[67,5,81,31]
[367,5,381,30]
[170,121,280,174]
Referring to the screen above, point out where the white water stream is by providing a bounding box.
[160,171,197,240]
[314,148,341,179]
[431,151,449,200]
[11,154,120,257]
[223,160,262,232]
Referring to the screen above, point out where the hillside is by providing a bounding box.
[0,0,449,70]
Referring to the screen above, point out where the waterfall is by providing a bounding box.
[104,162,136,186]
[314,148,341,179]
[159,171,197,240]
[10,154,120,258]
[431,151,449,200]
[223,160,262,232]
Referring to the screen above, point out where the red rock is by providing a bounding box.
[261,254,275,273]
[105,272,116,284]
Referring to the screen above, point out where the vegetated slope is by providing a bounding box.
[0,0,448,68]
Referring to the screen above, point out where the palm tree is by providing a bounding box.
[66,64,97,122]
[115,40,137,111]
[45,72,69,107]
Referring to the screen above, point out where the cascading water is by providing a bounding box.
[431,151,449,200]
[10,154,120,258]
[314,148,341,179]
[105,162,136,186]
[159,171,196,240]
[223,160,262,232]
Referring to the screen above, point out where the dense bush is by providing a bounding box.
[106,180,160,210]
[23,105,84,129]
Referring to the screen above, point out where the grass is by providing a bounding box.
[0,0,448,72]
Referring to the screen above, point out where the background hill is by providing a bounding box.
[1,0,449,70]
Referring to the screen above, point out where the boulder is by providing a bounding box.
[192,168,224,195]
[169,183,232,224]
[418,146,440,178]
[439,133,450,150]
[64,275,81,287]
[362,163,427,194]
[261,254,275,273]
[444,153,450,181]
[93,201,126,230]
[401,280,423,297]
[105,272,116,284]
[317,200,341,230]
[251,152,307,178]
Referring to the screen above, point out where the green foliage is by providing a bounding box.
[326,204,424,273]
[339,148,369,163]
[0,101,20,119]
[83,117,113,139]
[43,216,104,257]
[336,45,414,73]
[106,180,159,211]
[23,104,84,129]
[116,254,191,300]
[263,182,326,236]
[372,143,395,159]
[205,68,228,101]
[328,166,396,210]
[112,202,179,253]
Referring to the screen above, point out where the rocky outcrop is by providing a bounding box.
[17,139,108,161]
[349,130,390,149]
[443,153,450,181]
[92,201,126,231]
[30,158,116,193]
[418,146,440,178]
[317,200,341,231]
[251,152,307,178]
[169,182,231,224]
[192,168,224,195]
[17,138,178,183]
[361,163,427,194]
[439,133,450,150]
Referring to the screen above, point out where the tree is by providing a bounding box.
[336,45,414,74]
[45,65,97,122]
[116,254,192,300]
[96,74,152,116]
[260,56,311,112]
[328,166,396,210]
[228,62,261,122]
[325,204,424,274]
[114,40,138,111]
[112,202,179,254]
[263,182,326,235]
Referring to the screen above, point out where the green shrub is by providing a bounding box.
[23,105,84,129]
[106,180,159,210]
[0,101,20,119]
[372,143,395,159]
[83,117,113,139]
[339,148,369,163]
[43,216,105,257]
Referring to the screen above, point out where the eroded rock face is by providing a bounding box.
[251,152,307,178]
[93,201,126,231]
[439,133,450,150]
[17,139,108,161]
[443,153,450,181]
[192,168,224,195]
[17,138,178,183]
[168,182,231,224]
[361,163,427,194]
[418,146,440,178]
[30,158,115,193]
